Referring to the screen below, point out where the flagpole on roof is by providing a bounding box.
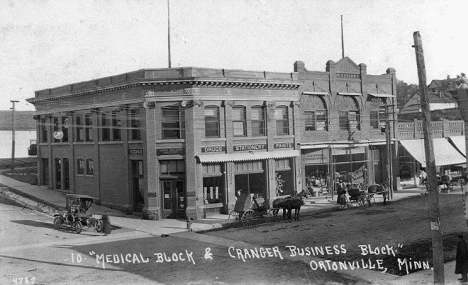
[341,15,345,58]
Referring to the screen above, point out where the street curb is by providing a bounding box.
[0,184,63,215]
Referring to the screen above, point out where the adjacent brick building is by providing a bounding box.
[27,57,397,220]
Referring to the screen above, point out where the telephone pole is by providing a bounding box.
[413,31,444,285]
[10,100,19,171]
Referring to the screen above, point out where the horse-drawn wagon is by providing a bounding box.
[228,194,274,227]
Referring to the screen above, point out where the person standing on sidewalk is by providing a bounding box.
[102,215,112,236]
[455,234,468,282]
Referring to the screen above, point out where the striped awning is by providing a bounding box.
[197,150,299,163]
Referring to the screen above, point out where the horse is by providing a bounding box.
[272,196,305,221]
[367,184,387,205]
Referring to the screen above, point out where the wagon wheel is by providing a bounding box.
[74,221,83,234]
[95,220,103,232]
[53,216,63,229]
[228,210,239,222]
[265,209,275,222]
[241,210,255,227]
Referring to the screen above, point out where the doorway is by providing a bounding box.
[131,160,144,213]
[161,179,185,218]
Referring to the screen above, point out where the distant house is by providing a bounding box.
[400,78,458,116]
[0,110,36,158]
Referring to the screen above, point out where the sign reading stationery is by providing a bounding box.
[233,144,267,151]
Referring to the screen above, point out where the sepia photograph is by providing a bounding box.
[0,0,467,284]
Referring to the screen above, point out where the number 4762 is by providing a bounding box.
[12,277,35,284]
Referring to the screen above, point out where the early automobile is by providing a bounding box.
[53,194,102,234]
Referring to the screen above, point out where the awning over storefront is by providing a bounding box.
[337,92,362,96]
[448,136,466,156]
[303,91,328,96]
[368,93,396,98]
[197,150,300,163]
[399,138,466,167]
[300,140,390,150]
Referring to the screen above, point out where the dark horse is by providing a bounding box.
[272,196,305,221]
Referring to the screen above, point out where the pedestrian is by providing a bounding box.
[456,234,468,282]
[101,215,112,236]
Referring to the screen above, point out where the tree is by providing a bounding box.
[396,80,419,109]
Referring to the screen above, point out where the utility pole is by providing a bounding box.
[413,31,444,285]
[384,102,393,200]
[10,100,19,171]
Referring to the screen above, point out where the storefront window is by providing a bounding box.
[275,159,293,196]
[251,106,265,136]
[234,161,265,199]
[204,106,220,138]
[232,106,246,137]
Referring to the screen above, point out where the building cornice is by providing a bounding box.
[27,80,301,104]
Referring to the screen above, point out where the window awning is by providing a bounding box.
[197,150,299,163]
[448,136,466,156]
[337,92,362,96]
[303,91,328,96]
[399,138,466,167]
[368,93,395,98]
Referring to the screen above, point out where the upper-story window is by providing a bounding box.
[338,96,360,131]
[305,110,328,131]
[53,116,69,142]
[75,115,84,142]
[101,113,111,141]
[204,106,220,138]
[251,106,266,136]
[339,111,360,130]
[130,109,142,140]
[275,106,289,135]
[40,118,48,143]
[112,111,122,141]
[302,95,328,132]
[232,106,246,137]
[85,113,93,141]
[370,108,386,131]
[162,107,185,139]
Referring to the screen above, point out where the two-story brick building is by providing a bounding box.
[27,58,397,220]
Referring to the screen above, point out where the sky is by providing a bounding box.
[0,0,467,111]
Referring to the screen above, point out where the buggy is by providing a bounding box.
[228,194,274,227]
[53,194,103,234]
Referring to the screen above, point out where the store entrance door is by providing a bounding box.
[131,160,144,213]
[161,179,186,218]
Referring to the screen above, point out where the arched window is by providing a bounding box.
[86,159,94,175]
[303,96,328,131]
[338,96,360,130]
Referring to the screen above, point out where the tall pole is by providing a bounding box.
[413,31,444,285]
[341,15,345,58]
[10,100,19,171]
[167,0,172,68]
